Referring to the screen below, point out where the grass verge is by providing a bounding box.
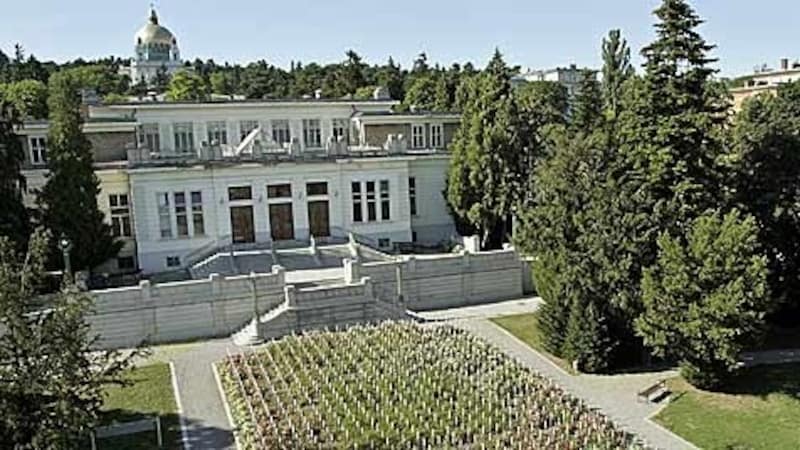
[490,312,575,374]
[96,363,181,450]
[655,363,800,450]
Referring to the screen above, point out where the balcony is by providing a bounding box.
[127,130,446,168]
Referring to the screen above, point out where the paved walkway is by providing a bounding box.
[455,319,696,450]
[416,296,543,321]
[170,339,237,450]
[740,347,800,367]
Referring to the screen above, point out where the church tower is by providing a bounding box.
[124,6,183,85]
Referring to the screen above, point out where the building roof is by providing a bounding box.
[102,98,400,108]
[135,8,176,46]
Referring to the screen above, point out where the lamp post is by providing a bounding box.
[58,234,73,283]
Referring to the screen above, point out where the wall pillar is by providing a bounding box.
[285,285,297,308]
[344,258,361,284]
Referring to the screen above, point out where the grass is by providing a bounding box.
[655,363,800,450]
[96,363,181,450]
[490,312,575,374]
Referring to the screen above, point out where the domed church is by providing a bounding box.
[121,6,183,84]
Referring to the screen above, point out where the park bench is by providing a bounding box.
[637,379,669,403]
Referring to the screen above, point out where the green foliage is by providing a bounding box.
[0,79,48,119]
[445,50,527,249]
[730,81,800,318]
[563,298,614,373]
[0,96,30,250]
[515,81,568,131]
[66,64,130,97]
[242,61,290,99]
[210,71,235,97]
[37,71,122,271]
[569,70,603,132]
[402,75,438,111]
[353,85,378,100]
[601,29,634,118]
[637,210,770,389]
[0,229,136,448]
[165,70,209,101]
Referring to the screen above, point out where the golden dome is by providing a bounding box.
[135,8,176,46]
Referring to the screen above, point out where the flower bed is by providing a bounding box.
[220,322,641,449]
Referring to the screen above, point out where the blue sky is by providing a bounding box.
[1,0,798,77]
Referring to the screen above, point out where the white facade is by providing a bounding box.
[86,100,458,274]
[512,64,596,98]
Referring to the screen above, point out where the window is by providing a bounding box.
[429,123,443,148]
[411,124,425,148]
[303,119,322,148]
[174,192,189,237]
[166,256,181,268]
[412,231,418,243]
[239,120,259,141]
[378,238,391,249]
[366,181,377,222]
[191,191,204,236]
[267,184,292,199]
[380,180,390,221]
[306,182,328,197]
[228,186,252,201]
[409,177,417,216]
[29,137,47,165]
[351,182,363,223]
[138,123,160,151]
[173,122,194,153]
[207,121,228,145]
[272,120,291,144]
[109,194,132,238]
[117,256,135,271]
[157,193,172,238]
[332,119,349,142]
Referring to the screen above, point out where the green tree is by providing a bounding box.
[569,70,602,132]
[0,79,48,119]
[731,81,800,320]
[151,65,171,92]
[210,71,235,97]
[0,229,136,448]
[514,81,568,132]
[446,50,525,249]
[601,29,634,118]
[0,94,30,250]
[165,70,209,101]
[37,71,121,271]
[339,50,367,96]
[637,210,770,389]
[402,74,438,111]
[564,298,614,373]
[375,57,405,100]
[353,85,379,100]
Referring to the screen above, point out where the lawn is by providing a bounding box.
[655,363,800,450]
[97,363,181,450]
[490,312,575,374]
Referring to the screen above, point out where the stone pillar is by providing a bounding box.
[309,235,317,256]
[344,258,361,284]
[210,273,222,296]
[463,235,481,254]
[272,265,285,286]
[362,277,374,302]
[139,280,157,340]
[285,285,297,308]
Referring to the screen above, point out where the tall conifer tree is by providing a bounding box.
[37,71,120,271]
[0,95,30,250]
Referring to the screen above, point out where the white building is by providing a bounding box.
[119,7,182,85]
[731,58,800,111]
[512,64,596,98]
[19,99,461,275]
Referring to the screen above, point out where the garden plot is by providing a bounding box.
[220,322,642,449]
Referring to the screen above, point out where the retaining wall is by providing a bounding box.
[88,266,285,348]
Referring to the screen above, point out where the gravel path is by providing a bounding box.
[455,319,696,450]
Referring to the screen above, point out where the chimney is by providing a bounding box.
[780,58,790,70]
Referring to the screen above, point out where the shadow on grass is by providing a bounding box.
[713,363,800,399]
[93,409,233,450]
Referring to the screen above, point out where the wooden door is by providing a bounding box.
[308,200,330,237]
[269,203,295,241]
[230,206,255,244]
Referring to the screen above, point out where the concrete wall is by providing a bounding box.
[356,249,523,310]
[86,248,524,348]
[88,266,285,348]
